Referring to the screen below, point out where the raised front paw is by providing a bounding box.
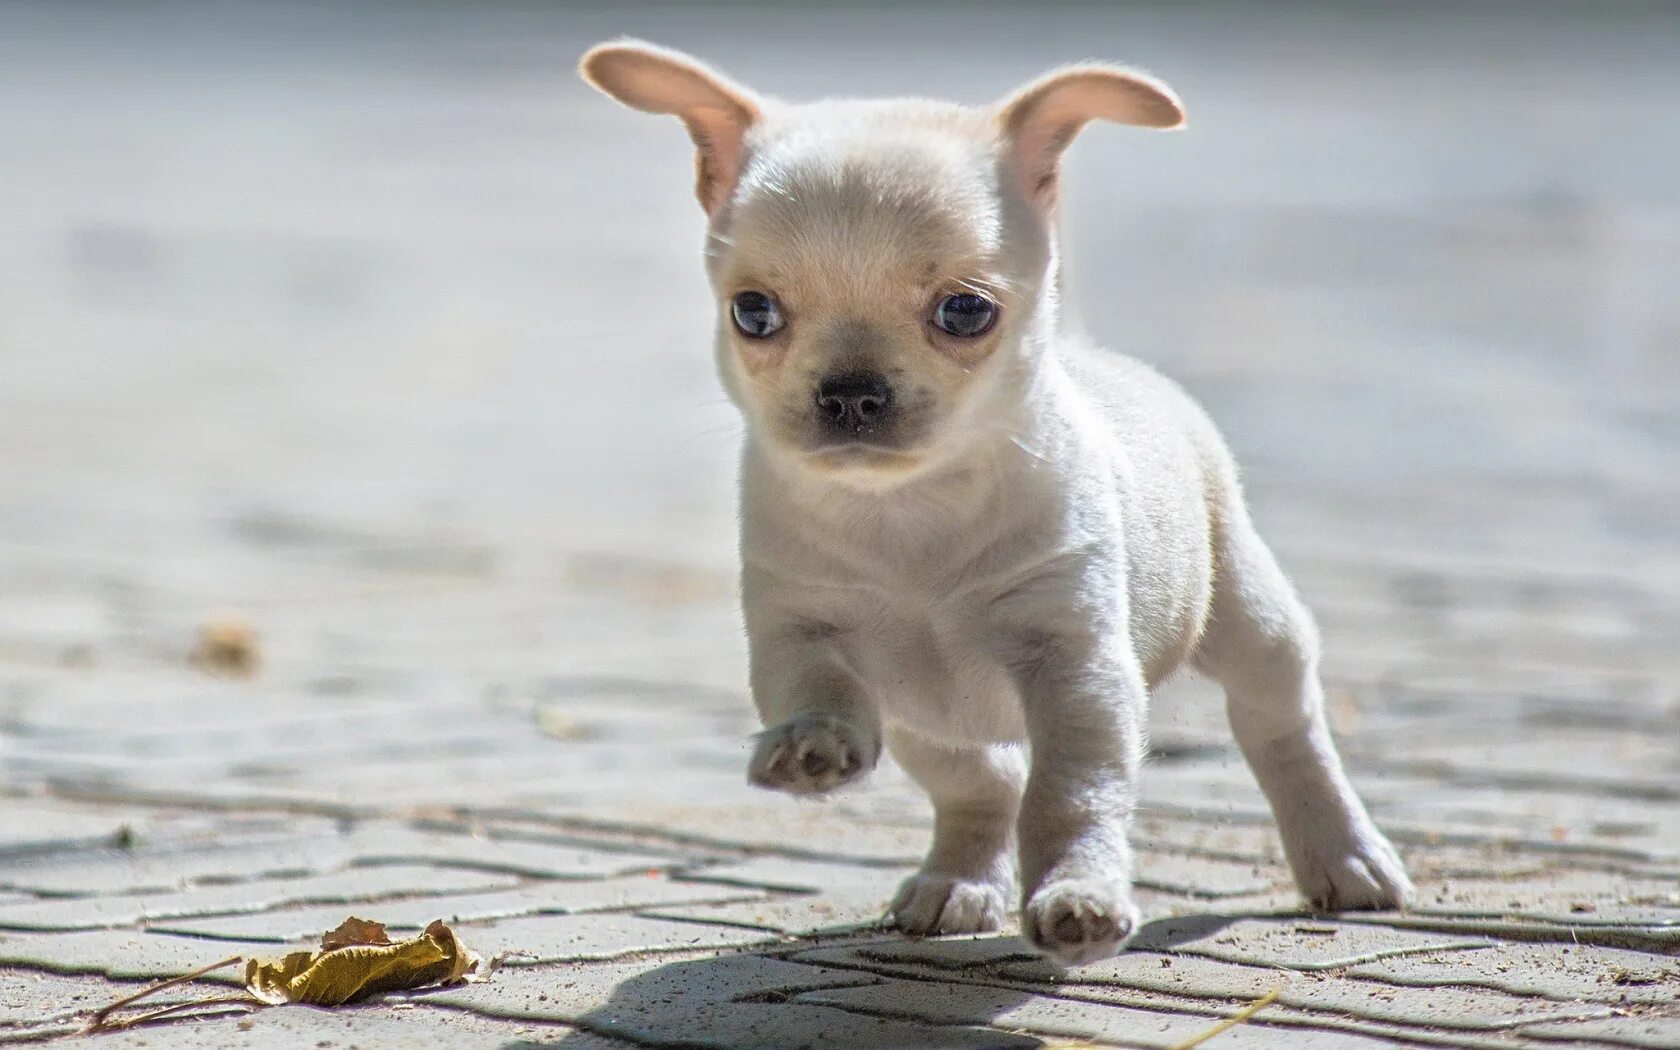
[890,870,1012,936]
[1023,876,1139,966]
[747,714,877,797]
[1290,817,1413,911]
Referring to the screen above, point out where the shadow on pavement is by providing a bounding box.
[514,914,1252,1048]
[520,948,1036,1048]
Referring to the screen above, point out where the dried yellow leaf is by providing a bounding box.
[319,915,392,952]
[244,919,480,1006]
[87,917,490,1032]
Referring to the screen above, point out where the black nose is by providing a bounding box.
[815,372,894,432]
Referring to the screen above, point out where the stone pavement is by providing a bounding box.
[1,2,1677,1046]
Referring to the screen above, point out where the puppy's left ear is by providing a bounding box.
[580,40,763,216]
[997,64,1184,206]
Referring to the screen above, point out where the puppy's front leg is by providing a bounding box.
[887,728,1024,936]
[744,620,881,797]
[995,582,1147,965]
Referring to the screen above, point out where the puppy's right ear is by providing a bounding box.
[580,41,763,216]
[997,64,1184,208]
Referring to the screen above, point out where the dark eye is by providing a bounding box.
[731,291,785,338]
[932,293,998,338]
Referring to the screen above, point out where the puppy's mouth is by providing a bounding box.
[801,441,925,481]
[807,438,915,464]
[803,418,924,465]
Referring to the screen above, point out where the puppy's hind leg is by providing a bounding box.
[1194,503,1411,911]
[887,728,1024,937]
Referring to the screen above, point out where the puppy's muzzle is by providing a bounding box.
[815,371,894,437]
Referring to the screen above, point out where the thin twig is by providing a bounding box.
[88,995,263,1032]
[86,954,245,1031]
[1168,987,1283,1050]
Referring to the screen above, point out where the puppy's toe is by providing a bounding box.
[890,871,1010,937]
[747,714,876,797]
[1292,820,1412,911]
[1023,878,1138,967]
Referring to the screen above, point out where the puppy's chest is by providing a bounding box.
[839,590,1027,745]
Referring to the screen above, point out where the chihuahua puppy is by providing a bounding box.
[580,41,1410,964]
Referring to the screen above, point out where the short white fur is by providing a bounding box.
[580,40,1411,965]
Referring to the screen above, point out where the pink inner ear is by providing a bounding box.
[582,44,753,118]
[1000,67,1184,204]
[580,42,762,215]
[1012,119,1080,199]
[684,108,754,215]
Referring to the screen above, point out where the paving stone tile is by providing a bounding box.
[462,912,782,963]
[1407,851,1555,881]
[811,934,1041,969]
[556,800,929,864]
[0,930,245,980]
[1130,816,1286,863]
[1377,783,1680,860]
[1337,913,1680,953]
[1139,762,1275,814]
[1126,916,1493,970]
[151,875,765,941]
[645,884,894,936]
[0,835,358,896]
[1133,851,1284,899]
[1521,1011,1680,1050]
[0,1014,86,1040]
[676,857,912,894]
[1,822,681,897]
[0,967,177,1026]
[1,826,682,893]
[1412,871,1680,926]
[1379,731,1680,795]
[344,824,683,880]
[0,864,520,932]
[21,699,540,767]
[1347,943,1680,1005]
[1152,888,1303,919]
[0,803,197,857]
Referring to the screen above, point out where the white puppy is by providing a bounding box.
[580,41,1411,965]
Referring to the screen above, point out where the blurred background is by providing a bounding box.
[0,2,1677,850]
[5,1,1677,569]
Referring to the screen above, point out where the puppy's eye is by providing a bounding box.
[932,293,998,338]
[731,291,785,338]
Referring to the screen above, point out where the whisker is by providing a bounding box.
[685,420,744,444]
[952,274,1020,300]
[988,424,1048,463]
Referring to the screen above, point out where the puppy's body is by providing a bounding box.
[583,44,1411,964]
[743,347,1214,747]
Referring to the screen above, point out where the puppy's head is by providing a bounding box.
[581,42,1182,485]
